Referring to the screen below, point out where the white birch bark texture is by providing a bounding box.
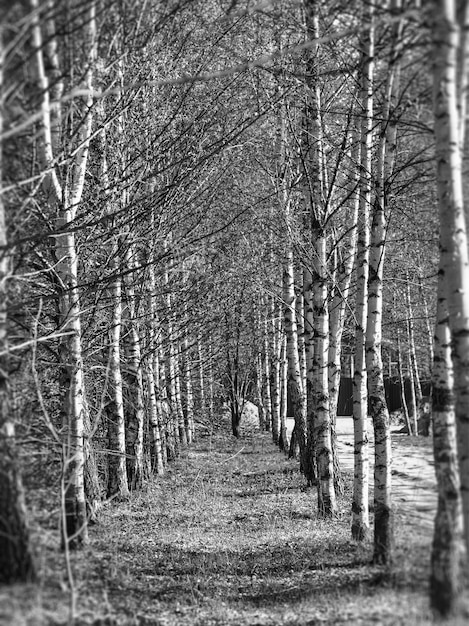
[430,281,464,616]
[351,7,373,540]
[197,334,207,422]
[30,0,97,547]
[278,95,307,463]
[183,333,195,444]
[96,98,130,500]
[302,0,336,511]
[270,304,282,444]
[405,274,423,407]
[396,328,412,435]
[327,135,359,425]
[282,227,308,470]
[123,245,145,490]
[163,244,183,454]
[0,20,36,582]
[431,0,469,568]
[147,253,165,475]
[365,0,404,563]
[261,303,272,431]
[303,267,317,482]
[107,260,130,498]
[280,333,289,453]
[145,359,165,476]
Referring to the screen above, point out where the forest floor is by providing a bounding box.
[2,416,469,626]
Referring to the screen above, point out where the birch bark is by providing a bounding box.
[431,0,469,567]
[30,0,97,547]
[0,19,36,581]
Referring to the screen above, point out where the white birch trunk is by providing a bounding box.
[270,306,282,444]
[430,279,464,616]
[280,333,289,452]
[0,22,36,580]
[405,276,423,407]
[351,5,374,541]
[283,237,307,470]
[183,335,195,444]
[312,230,336,516]
[123,247,145,490]
[197,334,207,421]
[30,0,97,547]
[365,0,404,562]
[145,359,165,476]
[432,0,469,563]
[107,271,130,498]
[303,267,316,482]
[397,328,412,435]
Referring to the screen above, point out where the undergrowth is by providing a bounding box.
[1,419,467,625]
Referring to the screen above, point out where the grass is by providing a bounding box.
[1,419,468,625]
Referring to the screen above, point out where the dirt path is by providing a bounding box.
[335,417,436,535]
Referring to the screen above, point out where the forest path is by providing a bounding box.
[335,417,436,536]
[3,418,445,625]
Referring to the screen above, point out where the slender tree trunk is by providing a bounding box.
[262,305,272,431]
[304,268,317,482]
[432,0,469,559]
[328,167,359,423]
[123,247,145,490]
[163,248,185,450]
[430,278,464,616]
[197,334,207,421]
[419,275,435,368]
[406,275,423,406]
[407,353,418,435]
[31,0,97,548]
[145,360,165,475]
[365,0,404,563]
[351,7,375,540]
[397,328,412,435]
[183,335,195,444]
[106,251,130,498]
[270,308,282,444]
[279,333,289,452]
[0,22,36,580]
[207,341,215,425]
[283,238,307,470]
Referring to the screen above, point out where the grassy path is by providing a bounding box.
[2,420,465,625]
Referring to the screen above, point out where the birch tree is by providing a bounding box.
[30,0,98,547]
[0,14,36,582]
[302,0,336,515]
[351,3,374,541]
[430,0,469,613]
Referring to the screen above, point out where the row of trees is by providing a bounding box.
[0,0,467,618]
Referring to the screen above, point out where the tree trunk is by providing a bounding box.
[31,0,96,548]
[283,239,307,470]
[365,0,404,563]
[432,0,469,559]
[197,334,207,421]
[183,335,195,444]
[279,333,289,452]
[270,308,282,444]
[0,22,36,579]
[123,247,145,491]
[397,328,412,435]
[351,3,374,542]
[145,361,165,475]
[405,274,423,406]
[430,279,464,617]
[312,228,337,517]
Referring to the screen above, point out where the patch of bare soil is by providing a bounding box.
[1,420,468,625]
